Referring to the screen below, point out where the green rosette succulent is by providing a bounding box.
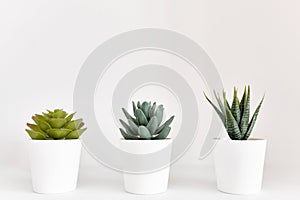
[26,109,87,140]
[204,86,264,140]
[119,101,175,140]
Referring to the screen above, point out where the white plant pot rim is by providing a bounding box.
[120,138,172,142]
[29,139,81,143]
[216,138,266,143]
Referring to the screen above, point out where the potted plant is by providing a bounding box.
[204,86,266,195]
[118,101,175,194]
[26,109,87,194]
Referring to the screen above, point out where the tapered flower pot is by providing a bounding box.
[28,139,82,194]
[214,138,267,195]
[120,139,172,195]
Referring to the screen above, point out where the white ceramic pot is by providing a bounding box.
[214,138,267,195]
[28,139,82,194]
[120,139,172,195]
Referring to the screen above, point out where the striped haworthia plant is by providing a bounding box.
[119,101,175,140]
[204,86,264,140]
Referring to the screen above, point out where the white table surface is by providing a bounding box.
[1,160,299,200]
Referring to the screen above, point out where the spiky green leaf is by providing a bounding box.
[204,92,225,125]
[231,87,241,124]
[239,86,247,112]
[244,96,264,140]
[239,86,250,136]
[225,99,242,140]
[214,91,225,115]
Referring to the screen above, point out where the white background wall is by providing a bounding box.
[1,0,299,177]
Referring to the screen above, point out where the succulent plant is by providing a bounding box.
[119,101,175,140]
[26,109,87,140]
[204,86,264,140]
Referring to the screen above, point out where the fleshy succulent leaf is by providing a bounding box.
[154,126,171,140]
[42,112,52,118]
[48,118,67,128]
[155,105,164,126]
[120,119,137,135]
[65,112,75,122]
[65,119,83,130]
[119,102,175,140]
[27,109,86,140]
[141,101,150,118]
[65,128,87,139]
[132,101,137,114]
[27,123,42,132]
[33,118,51,132]
[52,109,68,118]
[137,126,151,139]
[34,114,48,121]
[149,102,157,118]
[147,102,152,117]
[46,128,72,139]
[120,119,136,136]
[122,108,138,125]
[146,116,159,135]
[137,101,141,109]
[119,128,137,140]
[128,118,139,135]
[46,110,53,115]
[26,129,47,140]
[135,109,148,126]
[154,115,175,135]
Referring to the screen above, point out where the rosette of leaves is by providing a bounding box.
[204,86,264,140]
[26,109,87,140]
[119,101,175,140]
